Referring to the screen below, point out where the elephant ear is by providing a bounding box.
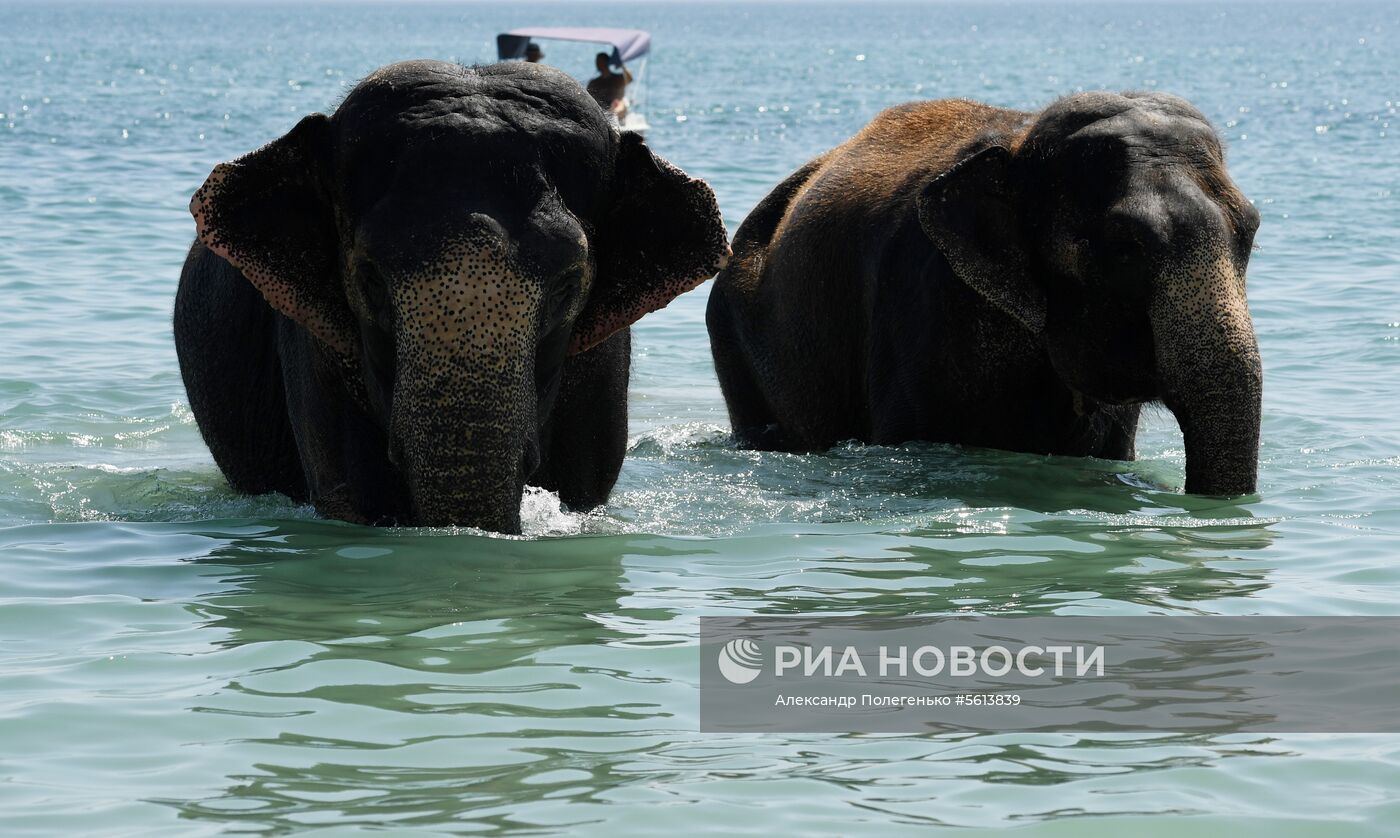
[190,113,355,358]
[916,144,1046,334]
[568,132,729,354]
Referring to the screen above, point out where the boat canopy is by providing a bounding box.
[496,27,651,68]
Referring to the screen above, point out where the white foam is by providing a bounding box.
[518,485,586,537]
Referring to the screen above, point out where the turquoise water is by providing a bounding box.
[2,0,1399,833]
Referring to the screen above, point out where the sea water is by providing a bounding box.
[2,1,1399,834]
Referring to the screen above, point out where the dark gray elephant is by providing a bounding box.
[707,92,1262,495]
[175,60,728,532]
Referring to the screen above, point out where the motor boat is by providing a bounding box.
[496,27,651,133]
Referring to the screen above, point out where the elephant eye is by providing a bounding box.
[551,266,585,310]
[354,260,393,324]
[1067,238,1094,277]
[1097,224,1152,272]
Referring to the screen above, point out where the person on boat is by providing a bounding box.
[586,52,631,118]
[524,42,544,63]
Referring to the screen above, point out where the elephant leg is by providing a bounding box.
[706,284,790,450]
[532,328,631,511]
[174,242,307,500]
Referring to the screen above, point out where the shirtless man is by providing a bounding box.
[586,52,632,118]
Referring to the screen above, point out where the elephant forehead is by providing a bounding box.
[1031,91,1212,142]
[1051,110,1222,171]
[332,119,610,240]
[338,62,611,157]
[398,95,603,142]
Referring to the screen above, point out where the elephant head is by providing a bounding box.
[918,91,1262,496]
[189,61,727,531]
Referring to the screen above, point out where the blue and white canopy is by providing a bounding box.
[496,27,651,68]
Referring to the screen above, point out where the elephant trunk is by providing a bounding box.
[1152,254,1262,496]
[386,248,545,533]
[389,355,537,533]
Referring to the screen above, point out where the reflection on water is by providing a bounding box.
[105,506,1274,831]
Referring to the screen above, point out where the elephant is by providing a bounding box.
[174,60,728,533]
[707,91,1262,496]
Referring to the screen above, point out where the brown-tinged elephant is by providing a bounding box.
[174,60,728,532]
[707,92,1262,495]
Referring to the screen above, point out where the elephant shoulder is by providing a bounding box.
[797,99,1029,222]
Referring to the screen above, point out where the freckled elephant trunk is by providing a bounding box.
[389,346,537,533]
[1152,260,1262,497]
